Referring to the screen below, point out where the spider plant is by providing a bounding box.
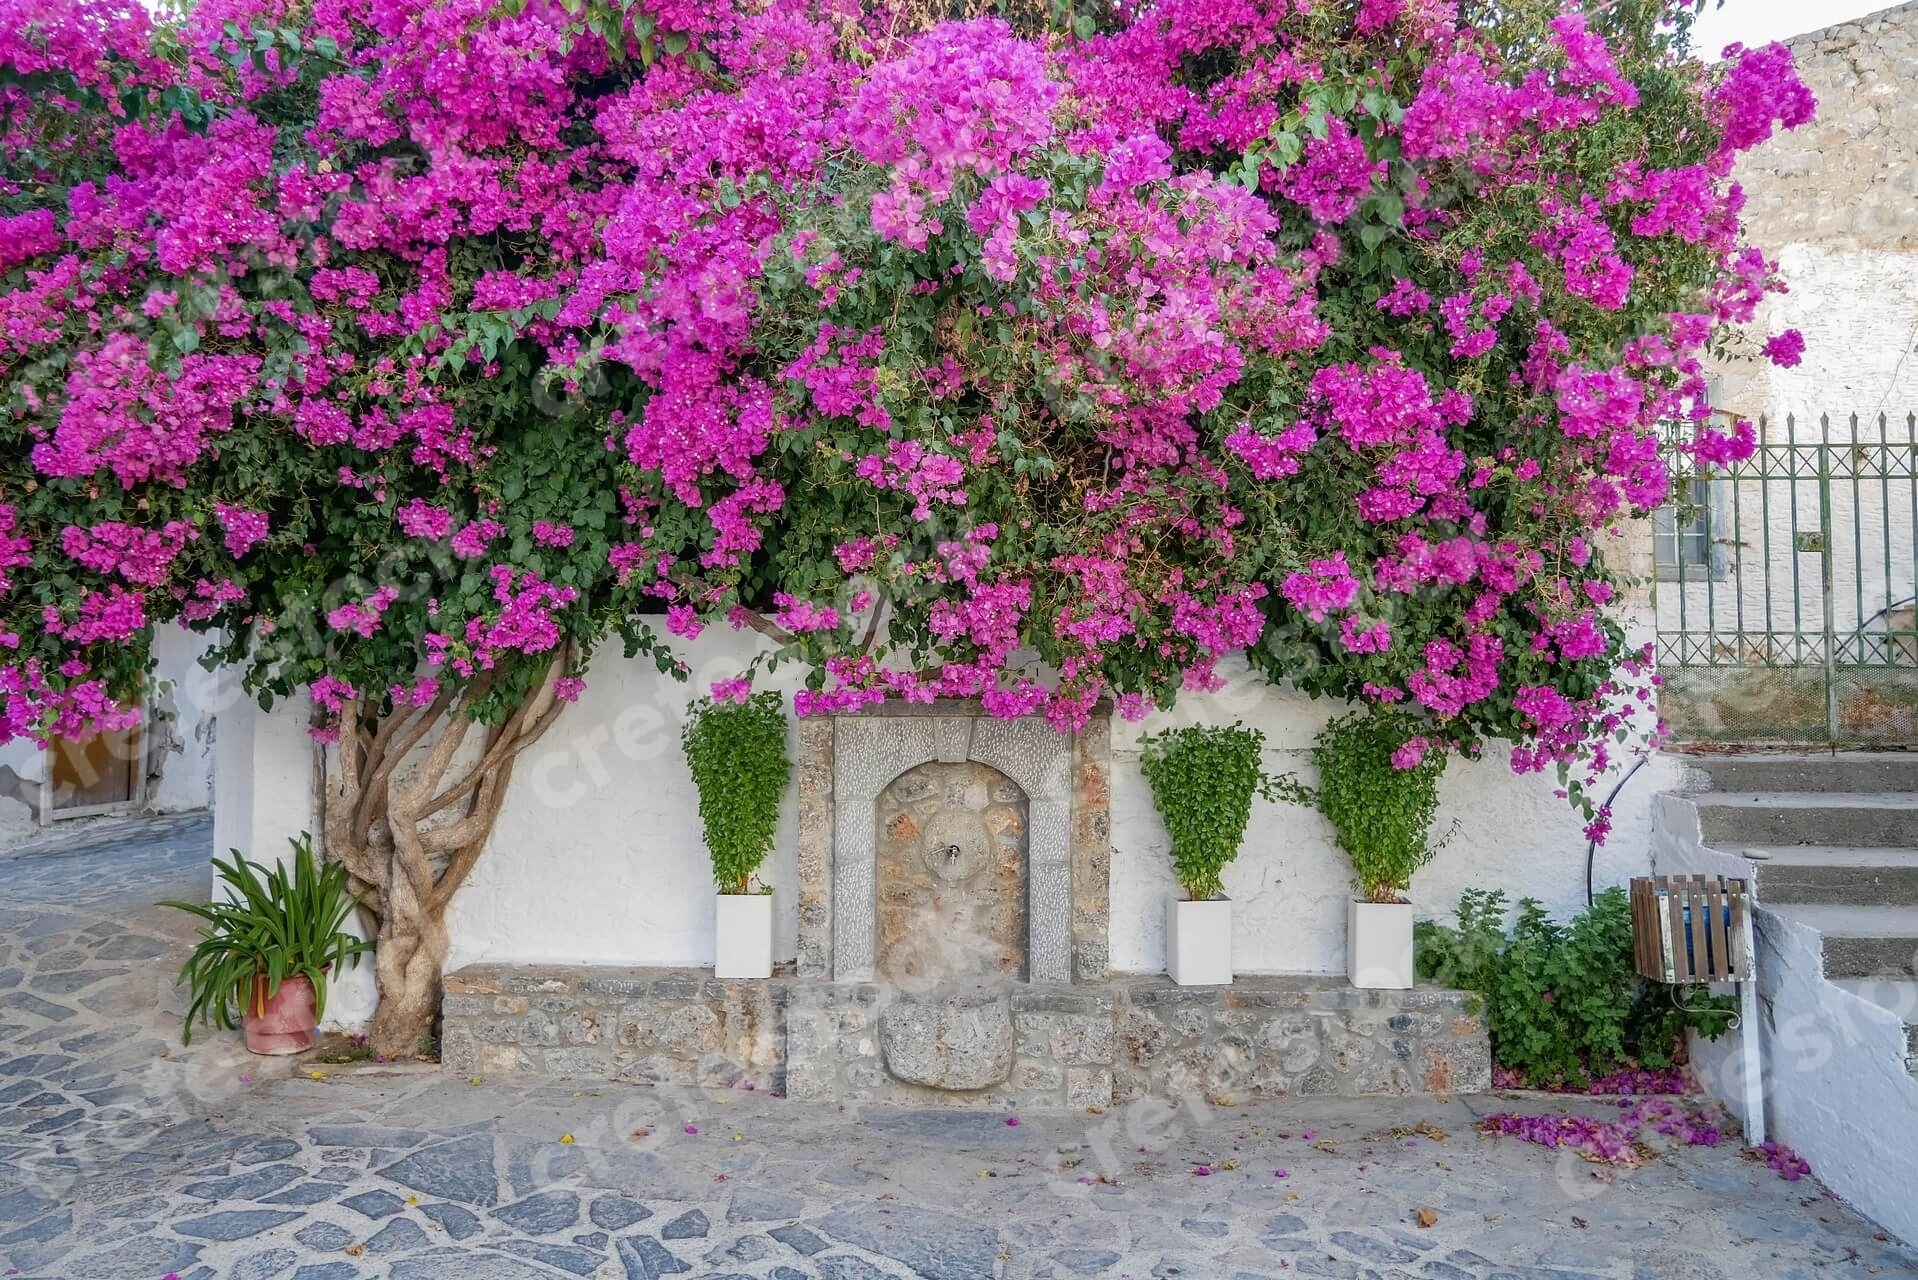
[161,833,372,1045]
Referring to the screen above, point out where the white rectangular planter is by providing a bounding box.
[714,893,773,980]
[1166,897,1233,986]
[1348,900,1415,990]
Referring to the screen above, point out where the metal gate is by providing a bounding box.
[1654,411,1918,746]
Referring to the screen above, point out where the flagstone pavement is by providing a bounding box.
[3,811,1915,1280]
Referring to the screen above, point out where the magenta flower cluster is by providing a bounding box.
[1479,1096,1725,1167]
[0,0,1814,799]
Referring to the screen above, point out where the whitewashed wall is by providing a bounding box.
[1668,6,1918,648]
[446,629,800,973]
[1107,646,1678,976]
[217,616,1672,985]
[213,689,379,1033]
[0,623,220,847]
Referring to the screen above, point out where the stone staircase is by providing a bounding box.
[1677,753,1918,1076]
[1652,750,1918,1247]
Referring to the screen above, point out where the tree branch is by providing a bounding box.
[415,647,573,824]
[734,607,797,647]
[858,590,887,655]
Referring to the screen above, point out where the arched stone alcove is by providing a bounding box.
[875,759,1028,982]
[795,702,1109,984]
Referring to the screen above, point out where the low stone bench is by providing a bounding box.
[442,967,1490,1109]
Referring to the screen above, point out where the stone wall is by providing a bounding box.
[441,966,786,1090]
[442,966,1490,1108]
[1710,1,1918,422]
[1730,1,1918,256]
[1113,979,1489,1102]
[785,984,1117,1109]
[796,701,1110,985]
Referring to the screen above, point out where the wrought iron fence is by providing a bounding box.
[1654,411,1918,746]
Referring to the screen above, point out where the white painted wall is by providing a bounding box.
[211,689,379,1033]
[216,619,1671,985]
[445,628,799,973]
[1107,644,1678,976]
[0,623,220,848]
[1654,790,1918,1248]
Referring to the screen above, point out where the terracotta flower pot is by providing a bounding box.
[243,973,319,1055]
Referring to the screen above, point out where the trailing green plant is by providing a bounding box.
[1310,711,1448,904]
[161,834,371,1045]
[1417,887,1733,1086]
[1140,722,1285,901]
[682,691,792,894]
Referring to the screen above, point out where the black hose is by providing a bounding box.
[1587,753,1651,907]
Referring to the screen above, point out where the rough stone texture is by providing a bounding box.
[1730,2,1918,257]
[876,760,1027,983]
[797,699,1107,987]
[1072,715,1112,981]
[442,966,786,1091]
[877,994,1015,1091]
[1109,978,1491,1103]
[794,716,835,981]
[1706,3,1918,433]
[448,965,1484,1107]
[9,812,1918,1279]
[782,982,1118,1110]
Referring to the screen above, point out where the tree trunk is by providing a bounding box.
[371,911,446,1057]
[324,650,572,1060]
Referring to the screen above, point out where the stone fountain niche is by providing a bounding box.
[875,760,1029,983]
[796,703,1108,987]
[783,702,1113,1102]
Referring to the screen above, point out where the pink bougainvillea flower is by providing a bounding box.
[0,0,1818,935]
[1762,328,1805,367]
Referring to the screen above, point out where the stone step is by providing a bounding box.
[1692,792,1918,848]
[1830,978,1918,1076]
[1748,847,1918,906]
[1681,752,1918,795]
[1769,903,1918,979]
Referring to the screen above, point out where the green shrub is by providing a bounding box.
[1416,887,1733,1085]
[1311,712,1447,903]
[682,691,792,894]
[1140,722,1282,901]
[160,834,371,1045]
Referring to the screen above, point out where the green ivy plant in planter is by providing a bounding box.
[161,834,371,1055]
[1139,722,1284,986]
[1285,712,1451,990]
[682,691,792,979]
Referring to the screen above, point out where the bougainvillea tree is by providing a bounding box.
[2,0,1813,1050]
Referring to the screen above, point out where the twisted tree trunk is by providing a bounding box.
[324,649,573,1059]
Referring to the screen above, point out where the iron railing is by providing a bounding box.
[1654,412,1918,746]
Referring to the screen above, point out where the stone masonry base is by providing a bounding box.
[443,967,1490,1108]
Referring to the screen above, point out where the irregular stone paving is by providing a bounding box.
[4,814,1917,1280]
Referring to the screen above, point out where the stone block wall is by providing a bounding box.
[1707,1,1918,425]
[1111,978,1489,1103]
[442,967,1489,1106]
[1071,720,1111,981]
[441,966,785,1091]
[1731,1,1918,256]
[784,984,1116,1109]
[795,701,1110,985]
